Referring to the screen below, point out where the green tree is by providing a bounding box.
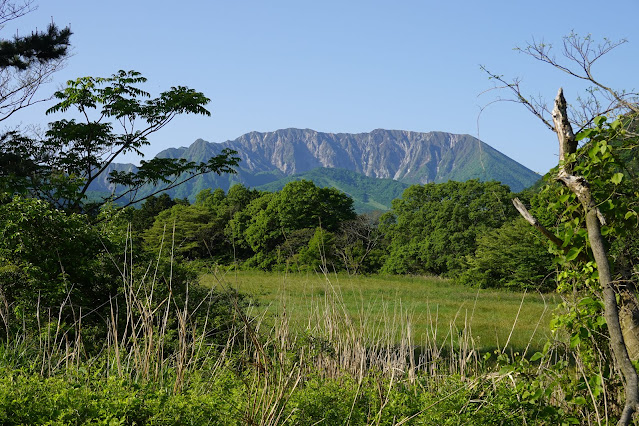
[0,196,120,323]
[230,181,356,269]
[297,227,336,271]
[460,217,555,291]
[0,1,71,122]
[276,180,356,232]
[0,70,239,213]
[192,185,264,263]
[195,187,225,208]
[143,203,213,260]
[228,191,274,265]
[381,180,515,276]
[130,193,178,231]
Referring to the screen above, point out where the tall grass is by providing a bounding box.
[0,231,561,424]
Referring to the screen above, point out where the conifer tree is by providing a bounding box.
[0,0,71,121]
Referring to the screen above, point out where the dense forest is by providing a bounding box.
[126,178,554,290]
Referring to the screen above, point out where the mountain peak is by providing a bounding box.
[167,128,540,190]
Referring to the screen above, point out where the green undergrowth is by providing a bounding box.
[0,366,564,425]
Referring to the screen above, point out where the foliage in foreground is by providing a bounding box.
[0,367,565,425]
[0,269,573,425]
[1,69,240,214]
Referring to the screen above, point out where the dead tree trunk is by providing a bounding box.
[517,88,639,425]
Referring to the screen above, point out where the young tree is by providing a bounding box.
[0,70,239,213]
[485,34,639,425]
[459,217,555,291]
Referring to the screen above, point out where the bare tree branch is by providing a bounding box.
[516,34,639,116]
[0,56,65,122]
[0,0,34,28]
[480,65,555,131]
[481,34,639,138]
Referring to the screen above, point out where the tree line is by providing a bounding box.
[124,178,556,290]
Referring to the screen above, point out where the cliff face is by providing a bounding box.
[156,128,539,190]
[202,129,459,182]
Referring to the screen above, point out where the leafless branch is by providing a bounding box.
[0,56,66,122]
[479,65,555,131]
[516,33,639,116]
[0,0,34,28]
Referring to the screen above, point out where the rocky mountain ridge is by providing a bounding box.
[90,128,541,211]
[156,128,539,189]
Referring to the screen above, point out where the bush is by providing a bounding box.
[460,218,556,291]
[0,196,120,320]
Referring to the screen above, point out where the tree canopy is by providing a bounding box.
[381,180,516,276]
[0,70,240,213]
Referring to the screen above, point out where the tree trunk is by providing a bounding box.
[554,88,639,425]
[515,88,639,425]
[619,291,639,361]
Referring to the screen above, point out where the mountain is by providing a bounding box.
[90,128,540,211]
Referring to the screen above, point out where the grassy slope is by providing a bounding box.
[201,270,557,353]
[256,167,409,213]
[434,137,542,192]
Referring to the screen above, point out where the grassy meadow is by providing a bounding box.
[201,270,558,354]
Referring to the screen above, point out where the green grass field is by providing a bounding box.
[200,270,559,353]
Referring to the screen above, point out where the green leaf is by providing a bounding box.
[572,396,587,405]
[499,365,514,375]
[570,333,581,348]
[530,352,543,362]
[594,116,607,127]
[579,326,590,339]
[565,247,582,262]
[625,210,637,220]
[576,128,594,141]
[578,297,597,307]
[532,388,543,400]
[611,172,623,185]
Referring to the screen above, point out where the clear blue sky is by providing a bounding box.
[4,1,638,174]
